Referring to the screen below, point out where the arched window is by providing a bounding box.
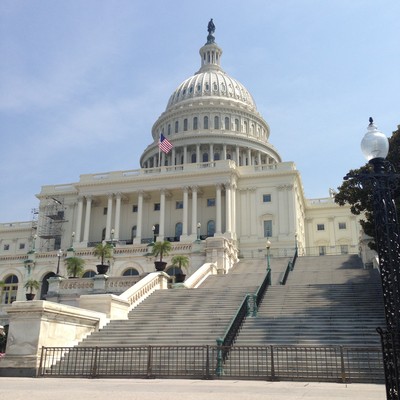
[193,117,198,130]
[202,153,209,162]
[175,222,183,238]
[204,116,209,129]
[175,120,179,133]
[101,228,106,241]
[82,270,96,278]
[214,153,220,161]
[235,119,239,132]
[244,121,248,133]
[123,268,139,276]
[225,117,230,130]
[1,274,18,304]
[183,119,188,131]
[207,220,215,237]
[191,153,197,163]
[131,226,137,240]
[167,124,171,135]
[40,272,55,300]
[214,116,219,129]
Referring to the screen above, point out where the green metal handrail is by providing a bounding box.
[280,248,298,285]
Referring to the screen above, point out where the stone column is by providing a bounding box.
[159,189,166,240]
[75,196,84,243]
[183,145,188,164]
[232,183,237,239]
[225,183,232,237]
[134,191,144,245]
[114,193,122,241]
[105,194,113,241]
[171,148,176,166]
[83,196,92,243]
[210,144,214,161]
[236,145,240,165]
[249,188,256,237]
[216,184,222,234]
[191,186,198,237]
[182,187,189,239]
[247,148,252,166]
[223,144,227,161]
[196,144,200,163]
[258,151,262,166]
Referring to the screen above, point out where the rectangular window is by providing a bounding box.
[207,198,215,207]
[338,222,346,230]
[317,224,325,231]
[176,201,183,209]
[132,205,138,213]
[154,203,160,211]
[340,245,349,254]
[3,244,10,251]
[103,207,108,215]
[263,194,271,203]
[319,246,326,256]
[19,243,25,250]
[263,220,273,237]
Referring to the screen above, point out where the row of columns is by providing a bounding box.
[73,184,237,246]
[145,144,274,168]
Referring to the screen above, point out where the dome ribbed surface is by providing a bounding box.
[166,70,256,110]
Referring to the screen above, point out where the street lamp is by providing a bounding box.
[265,239,271,272]
[345,118,400,399]
[56,249,63,276]
[197,222,201,241]
[111,228,115,247]
[152,225,156,243]
[266,239,271,285]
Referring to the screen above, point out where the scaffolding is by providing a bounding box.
[37,197,67,251]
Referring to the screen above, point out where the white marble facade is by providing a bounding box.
[0,25,361,315]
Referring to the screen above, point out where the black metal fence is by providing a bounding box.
[38,345,384,383]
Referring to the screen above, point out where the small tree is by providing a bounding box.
[65,256,85,278]
[150,241,172,262]
[94,242,113,265]
[171,255,189,272]
[24,279,40,294]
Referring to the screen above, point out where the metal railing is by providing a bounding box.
[280,248,298,285]
[38,345,384,383]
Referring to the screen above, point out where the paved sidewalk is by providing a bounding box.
[1,378,385,400]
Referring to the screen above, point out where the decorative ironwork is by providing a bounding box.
[39,345,384,383]
[345,157,400,399]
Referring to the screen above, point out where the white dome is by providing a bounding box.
[166,69,257,110]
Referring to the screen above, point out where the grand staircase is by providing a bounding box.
[235,255,386,346]
[45,254,385,381]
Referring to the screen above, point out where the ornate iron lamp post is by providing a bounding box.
[197,222,201,241]
[345,118,400,399]
[55,249,63,276]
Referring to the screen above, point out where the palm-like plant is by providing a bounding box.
[150,241,172,262]
[24,279,40,294]
[65,256,85,278]
[171,255,189,272]
[94,242,113,265]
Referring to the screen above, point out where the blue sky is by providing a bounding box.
[0,0,399,222]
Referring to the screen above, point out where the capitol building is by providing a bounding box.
[0,23,361,313]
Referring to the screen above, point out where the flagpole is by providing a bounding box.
[158,133,161,167]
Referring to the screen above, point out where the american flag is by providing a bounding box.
[159,133,173,154]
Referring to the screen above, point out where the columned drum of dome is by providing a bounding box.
[140,21,281,169]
